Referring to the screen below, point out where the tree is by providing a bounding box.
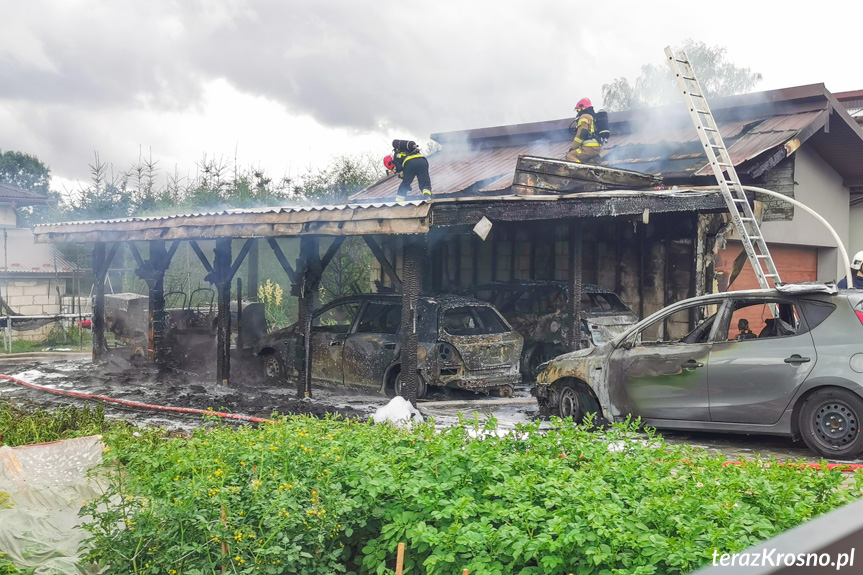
[293,154,383,205]
[602,40,763,111]
[0,149,51,194]
[0,149,64,226]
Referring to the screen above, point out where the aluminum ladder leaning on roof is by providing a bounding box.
[665,46,781,290]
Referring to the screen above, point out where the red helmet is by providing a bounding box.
[575,97,592,111]
[383,155,395,170]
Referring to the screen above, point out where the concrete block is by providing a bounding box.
[32,295,52,305]
[2,286,25,297]
[12,280,38,288]
[8,295,34,307]
[18,305,45,315]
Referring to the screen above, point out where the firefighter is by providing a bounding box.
[838,250,863,289]
[565,98,603,164]
[386,140,432,202]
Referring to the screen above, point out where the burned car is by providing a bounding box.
[534,284,863,458]
[256,294,523,397]
[471,281,638,379]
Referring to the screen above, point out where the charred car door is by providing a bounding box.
[310,300,360,386]
[342,301,402,389]
[609,300,725,421]
[708,299,816,424]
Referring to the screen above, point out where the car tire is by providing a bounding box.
[558,385,583,421]
[261,353,287,383]
[395,372,427,400]
[799,388,863,459]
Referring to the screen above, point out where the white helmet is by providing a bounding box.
[852,250,863,271]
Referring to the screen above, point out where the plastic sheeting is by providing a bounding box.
[0,435,104,574]
[372,396,424,427]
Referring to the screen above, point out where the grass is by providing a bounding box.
[0,399,121,446]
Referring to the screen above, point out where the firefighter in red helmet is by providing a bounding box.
[565,97,603,164]
[384,140,432,202]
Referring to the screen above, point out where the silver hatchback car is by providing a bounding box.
[533,284,863,459]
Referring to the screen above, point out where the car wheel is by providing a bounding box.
[262,353,286,383]
[558,385,583,421]
[799,388,863,459]
[395,372,427,400]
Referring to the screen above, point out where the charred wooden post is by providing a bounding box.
[91,242,118,361]
[567,222,584,350]
[364,235,402,291]
[295,236,321,398]
[130,241,177,364]
[213,238,232,386]
[399,235,425,406]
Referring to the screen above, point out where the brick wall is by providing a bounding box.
[0,277,66,341]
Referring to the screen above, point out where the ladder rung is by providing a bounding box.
[756,255,771,259]
[702,127,719,132]
[764,274,780,278]
[732,198,747,202]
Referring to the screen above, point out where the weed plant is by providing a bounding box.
[81,415,863,575]
[0,399,117,446]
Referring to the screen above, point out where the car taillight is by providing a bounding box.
[856,310,863,327]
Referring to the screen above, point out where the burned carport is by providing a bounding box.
[31,188,728,404]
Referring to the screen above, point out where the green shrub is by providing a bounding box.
[83,416,862,575]
[0,399,117,446]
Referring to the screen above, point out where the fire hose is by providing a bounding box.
[0,373,272,424]
[2,372,862,470]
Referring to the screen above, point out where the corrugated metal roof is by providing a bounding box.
[33,200,433,243]
[35,200,425,228]
[0,228,75,273]
[0,183,50,204]
[351,85,861,201]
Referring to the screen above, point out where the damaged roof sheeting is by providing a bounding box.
[32,190,729,245]
[351,83,863,201]
[33,201,432,243]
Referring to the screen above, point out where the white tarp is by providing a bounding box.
[0,435,104,574]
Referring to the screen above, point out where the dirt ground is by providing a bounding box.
[0,350,848,464]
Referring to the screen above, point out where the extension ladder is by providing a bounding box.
[665,46,781,289]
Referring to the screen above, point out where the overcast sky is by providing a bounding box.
[0,1,859,193]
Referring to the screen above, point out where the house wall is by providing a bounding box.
[0,276,65,341]
[760,147,851,281]
[850,203,863,259]
[0,205,17,228]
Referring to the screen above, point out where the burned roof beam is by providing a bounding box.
[363,235,402,291]
[189,240,214,275]
[266,237,297,284]
[430,193,728,227]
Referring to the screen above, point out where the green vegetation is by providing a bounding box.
[0,399,118,446]
[80,416,862,575]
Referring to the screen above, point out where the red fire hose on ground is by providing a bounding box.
[2,372,863,470]
[0,373,272,424]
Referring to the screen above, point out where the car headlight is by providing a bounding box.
[536,360,552,373]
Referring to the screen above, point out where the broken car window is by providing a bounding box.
[312,302,360,333]
[443,306,508,336]
[723,301,801,341]
[638,304,718,345]
[356,302,401,335]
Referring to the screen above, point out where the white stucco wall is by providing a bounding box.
[0,205,17,228]
[760,146,851,281]
[850,203,863,261]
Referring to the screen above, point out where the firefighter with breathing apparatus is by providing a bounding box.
[566,98,609,164]
[384,139,433,202]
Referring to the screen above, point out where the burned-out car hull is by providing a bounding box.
[471,280,638,379]
[256,294,522,397]
[534,286,863,459]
